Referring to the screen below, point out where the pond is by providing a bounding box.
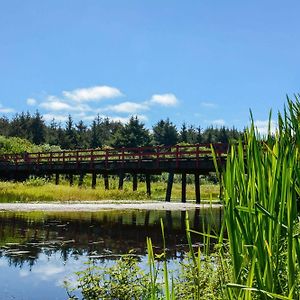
[0,207,223,300]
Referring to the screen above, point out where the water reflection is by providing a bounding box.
[0,208,223,300]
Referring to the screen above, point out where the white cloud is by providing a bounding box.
[32,264,65,281]
[149,93,179,106]
[105,101,149,114]
[40,100,72,111]
[63,85,123,102]
[0,103,14,113]
[254,119,277,135]
[200,102,217,108]
[40,95,92,112]
[105,114,148,124]
[135,114,148,122]
[211,119,226,126]
[43,113,68,122]
[26,98,37,106]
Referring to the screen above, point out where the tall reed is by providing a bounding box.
[216,96,300,299]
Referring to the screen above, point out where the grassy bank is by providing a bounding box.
[0,179,220,202]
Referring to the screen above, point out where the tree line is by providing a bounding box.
[0,111,243,149]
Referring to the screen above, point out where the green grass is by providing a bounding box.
[0,179,220,202]
[215,97,300,299]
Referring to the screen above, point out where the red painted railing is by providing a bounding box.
[0,143,228,166]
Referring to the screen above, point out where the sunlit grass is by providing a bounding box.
[0,179,220,202]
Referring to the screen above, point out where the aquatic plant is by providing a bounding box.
[215,96,300,299]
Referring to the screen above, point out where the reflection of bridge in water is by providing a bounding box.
[0,208,223,267]
[0,143,228,203]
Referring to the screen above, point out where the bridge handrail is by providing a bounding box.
[0,143,229,165]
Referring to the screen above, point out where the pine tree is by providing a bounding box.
[111,116,150,148]
[30,110,46,144]
[152,119,178,146]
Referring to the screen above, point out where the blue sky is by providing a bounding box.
[0,1,299,132]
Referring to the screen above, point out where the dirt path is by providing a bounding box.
[0,201,221,212]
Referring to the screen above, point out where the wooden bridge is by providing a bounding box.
[0,143,228,203]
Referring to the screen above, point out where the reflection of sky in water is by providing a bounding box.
[0,208,222,299]
[0,253,86,300]
[0,252,182,300]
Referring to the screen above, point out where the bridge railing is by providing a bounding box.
[0,143,228,166]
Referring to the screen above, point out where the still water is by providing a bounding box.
[0,208,222,300]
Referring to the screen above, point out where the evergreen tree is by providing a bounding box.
[30,111,46,144]
[152,119,178,146]
[0,116,10,136]
[179,122,188,143]
[63,115,77,149]
[111,116,150,148]
[75,120,89,148]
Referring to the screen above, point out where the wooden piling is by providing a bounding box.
[69,174,74,186]
[118,173,124,190]
[104,174,109,190]
[144,211,150,226]
[78,173,84,187]
[92,172,97,189]
[146,174,151,196]
[132,174,138,191]
[55,173,59,185]
[165,172,174,202]
[195,173,200,204]
[181,173,187,203]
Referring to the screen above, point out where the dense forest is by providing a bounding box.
[0,111,243,150]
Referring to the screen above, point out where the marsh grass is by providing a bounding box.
[214,97,300,299]
[0,180,220,202]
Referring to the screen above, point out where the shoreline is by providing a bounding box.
[0,201,222,212]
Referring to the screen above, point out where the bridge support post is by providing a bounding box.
[92,172,97,189]
[165,172,174,202]
[69,174,74,186]
[78,173,85,187]
[144,211,150,226]
[146,174,151,196]
[132,174,138,191]
[194,173,200,204]
[104,174,109,190]
[118,173,124,190]
[181,173,187,203]
[55,173,59,185]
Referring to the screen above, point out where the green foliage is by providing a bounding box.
[0,135,61,155]
[0,180,220,202]
[66,215,229,300]
[0,111,243,150]
[215,95,300,299]
[0,135,37,154]
[24,177,49,187]
[66,254,151,300]
[152,119,178,146]
[110,116,151,148]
